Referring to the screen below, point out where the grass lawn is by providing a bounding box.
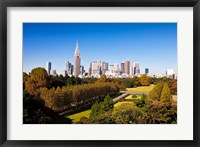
[114,101,134,107]
[67,110,91,123]
[124,95,141,100]
[126,84,154,92]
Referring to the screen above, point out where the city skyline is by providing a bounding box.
[23,23,177,75]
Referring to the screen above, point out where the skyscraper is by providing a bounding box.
[145,68,149,74]
[73,40,81,77]
[134,62,140,75]
[129,61,134,75]
[46,62,51,75]
[91,61,101,77]
[121,62,125,73]
[66,61,73,75]
[101,61,109,75]
[80,65,85,75]
[124,61,130,75]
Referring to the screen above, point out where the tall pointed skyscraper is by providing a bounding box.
[73,40,81,77]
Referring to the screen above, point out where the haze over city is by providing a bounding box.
[23,23,177,75]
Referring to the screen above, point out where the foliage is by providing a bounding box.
[89,95,114,123]
[23,91,71,124]
[102,95,114,111]
[23,72,29,90]
[160,83,172,102]
[25,68,49,96]
[40,82,119,111]
[140,74,149,86]
[112,103,142,124]
[133,94,146,108]
[96,75,107,83]
[132,76,141,87]
[123,78,134,88]
[148,82,163,101]
[144,101,177,124]
[169,79,177,95]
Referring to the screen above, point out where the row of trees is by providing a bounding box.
[149,82,171,102]
[24,68,177,93]
[40,82,119,111]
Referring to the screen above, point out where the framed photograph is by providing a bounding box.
[0,0,199,146]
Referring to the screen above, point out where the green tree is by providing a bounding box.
[133,76,141,87]
[112,103,142,124]
[102,95,114,111]
[90,101,103,121]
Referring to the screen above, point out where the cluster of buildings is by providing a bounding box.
[45,41,176,79]
[88,61,149,78]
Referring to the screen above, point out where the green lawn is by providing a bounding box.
[67,110,91,123]
[124,95,141,100]
[114,101,134,107]
[126,84,154,92]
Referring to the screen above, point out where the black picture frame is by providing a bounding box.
[0,0,199,146]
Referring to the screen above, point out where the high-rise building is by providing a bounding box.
[134,62,140,75]
[91,61,101,77]
[101,61,109,75]
[129,61,134,75]
[80,65,85,75]
[66,61,73,75]
[124,61,130,75]
[121,62,125,73]
[145,68,149,74]
[73,40,81,77]
[46,62,51,75]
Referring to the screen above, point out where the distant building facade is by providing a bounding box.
[134,62,140,75]
[124,61,130,75]
[145,68,149,74]
[66,61,73,75]
[51,70,57,76]
[46,62,51,75]
[121,62,125,73]
[80,65,85,75]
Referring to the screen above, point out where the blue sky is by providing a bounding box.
[23,23,177,75]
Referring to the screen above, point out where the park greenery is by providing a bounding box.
[23,67,177,124]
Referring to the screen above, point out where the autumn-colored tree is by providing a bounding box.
[160,83,171,102]
[149,82,163,101]
[23,72,29,90]
[140,74,149,86]
[25,68,49,96]
[96,75,107,83]
[169,79,177,95]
